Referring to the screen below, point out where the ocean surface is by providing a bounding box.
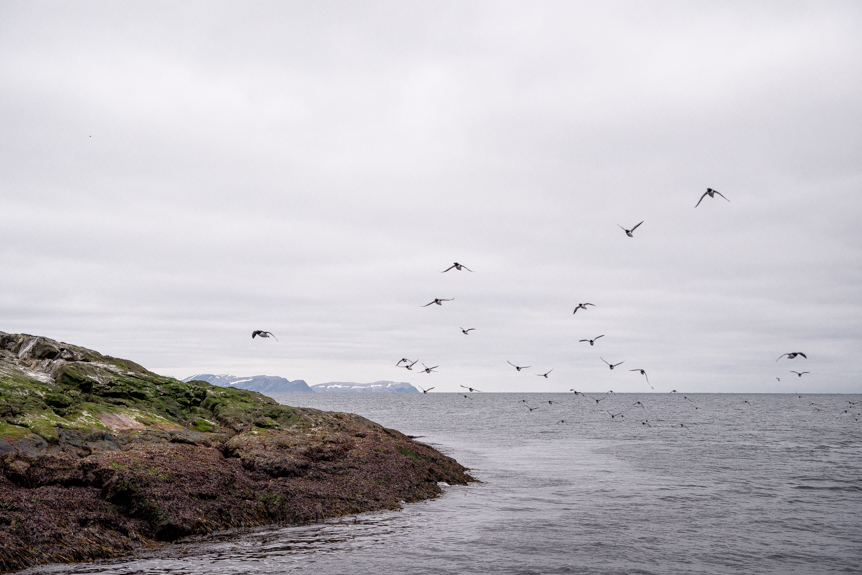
[24,393,862,575]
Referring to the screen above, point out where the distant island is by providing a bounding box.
[183,374,419,394]
[0,332,471,573]
[311,381,418,393]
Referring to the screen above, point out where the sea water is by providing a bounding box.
[22,393,862,574]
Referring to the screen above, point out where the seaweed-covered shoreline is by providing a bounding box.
[0,332,473,573]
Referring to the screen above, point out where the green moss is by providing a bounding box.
[1,333,333,439]
[0,420,31,442]
[190,418,213,432]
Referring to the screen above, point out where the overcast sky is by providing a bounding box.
[2,1,861,393]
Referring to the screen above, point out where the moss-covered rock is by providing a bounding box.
[0,331,473,573]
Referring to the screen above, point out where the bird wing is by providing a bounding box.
[425,387,435,392]
[714,190,730,202]
[631,221,643,231]
[441,264,456,273]
[268,333,278,341]
[547,369,553,375]
[776,354,788,361]
[461,265,474,272]
[508,361,516,367]
[442,298,454,301]
[601,357,610,365]
[252,331,260,338]
[695,191,708,207]
[617,224,626,231]
[421,301,434,307]
[797,352,807,358]
[579,339,588,342]
[594,334,603,339]
[613,361,625,367]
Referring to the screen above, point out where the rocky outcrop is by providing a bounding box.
[0,332,473,573]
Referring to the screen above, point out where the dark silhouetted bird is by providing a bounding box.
[579,335,604,346]
[617,221,643,237]
[442,262,473,272]
[601,357,624,370]
[252,331,278,341]
[508,361,530,371]
[695,188,730,207]
[776,352,807,361]
[422,298,453,307]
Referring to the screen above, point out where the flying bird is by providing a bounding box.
[579,335,604,346]
[421,363,438,374]
[396,358,413,366]
[601,357,624,370]
[791,371,809,377]
[417,386,434,394]
[441,262,473,272]
[252,331,278,341]
[617,221,644,237]
[460,385,482,392]
[573,303,595,314]
[422,298,454,307]
[776,352,807,361]
[536,369,553,378]
[695,187,730,208]
[629,369,653,389]
[508,361,531,371]
[400,360,419,370]
[460,327,476,335]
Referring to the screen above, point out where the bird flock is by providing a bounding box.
[249,188,834,409]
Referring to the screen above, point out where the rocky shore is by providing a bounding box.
[0,332,473,573]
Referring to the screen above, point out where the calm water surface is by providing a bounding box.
[24,393,862,575]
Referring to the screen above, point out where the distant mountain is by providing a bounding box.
[183,374,313,393]
[311,381,419,393]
